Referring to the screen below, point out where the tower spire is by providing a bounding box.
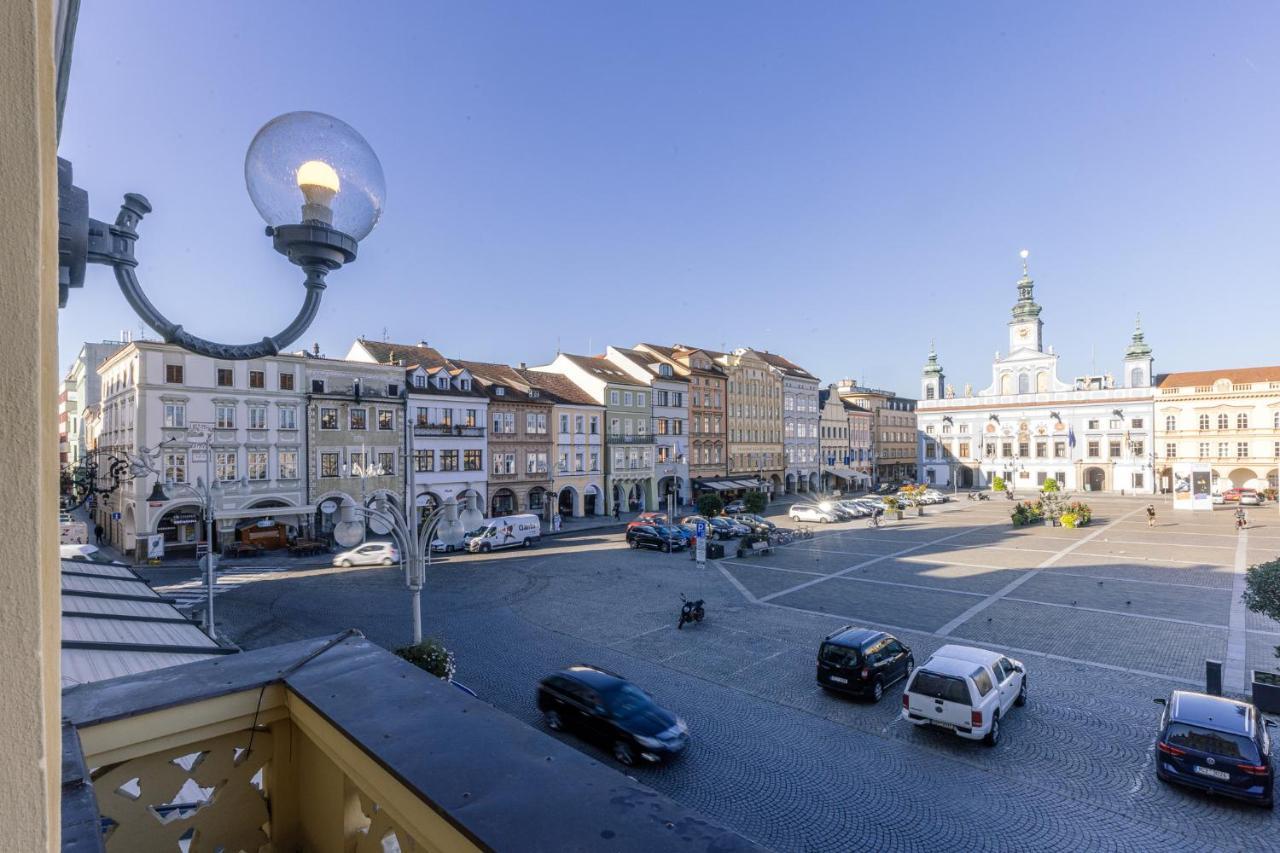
[1011,248,1042,321]
[1125,312,1152,358]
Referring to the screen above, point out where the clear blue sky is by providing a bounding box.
[59,1,1279,395]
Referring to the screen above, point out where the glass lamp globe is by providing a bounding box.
[459,494,485,530]
[244,111,385,241]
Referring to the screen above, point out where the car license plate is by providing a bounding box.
[929,720,955,730]
[829,675,848,684]
[1193,765,1230,781]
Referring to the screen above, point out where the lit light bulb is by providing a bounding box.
[296,159,341,224]
[1019,249,1029,259]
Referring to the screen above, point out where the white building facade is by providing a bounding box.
[917,260,1156,494]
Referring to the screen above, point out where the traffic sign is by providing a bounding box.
[111,512,121,521]
[695,521,706,566]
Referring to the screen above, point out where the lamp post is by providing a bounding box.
[353,492,485,645]
[57,111,384,360]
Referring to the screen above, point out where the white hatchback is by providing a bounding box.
[901,644,1026,746]
[333,542,399,568]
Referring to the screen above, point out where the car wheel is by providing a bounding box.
[613,740,636,766]
[984,712,1000,747]
[445,545,455,553]
[662,543,670,553]
[629,540,638,549]
[544,709,564,731]
[871,679,884,703]
[340,559,353,568]
[381,557,393,566]
[480,543,491,553]
[1015,677,1027,707]
[905,657,915,680]
[523,538,532,548]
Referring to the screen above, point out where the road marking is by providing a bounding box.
[757,527,980,604]
[153,566,289,609]
[727,649,786,678]
[1072,550,1232,567]
[1224,528,1250,693]
[716,562,760,604]
[1001,596,1227,630]
[722,558,990,598]
[935,505,1145,636]
[1042,569,1228,591]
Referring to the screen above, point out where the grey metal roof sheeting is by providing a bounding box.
[60,559,230,689]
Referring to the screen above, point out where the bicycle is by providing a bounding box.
[868,514,882,529]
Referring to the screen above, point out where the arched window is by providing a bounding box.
[1130,367,1144,387]
[1017,373,1031,394]
[1036,371,1049,392]
[1000,373,1013,395]
[925,385,935,400]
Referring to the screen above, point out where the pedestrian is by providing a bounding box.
[94,523,104,545]
[613,502,621,521]
[1146,504,1156,528]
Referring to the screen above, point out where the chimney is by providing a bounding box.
[418,340,429,348]
[519,361,527,369]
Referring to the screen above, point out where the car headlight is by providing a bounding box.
[674,718,688,734]
[634,735,663,749]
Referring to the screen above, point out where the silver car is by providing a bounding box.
[332,542,399,567]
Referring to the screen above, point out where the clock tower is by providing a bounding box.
[1008,249,1043,353]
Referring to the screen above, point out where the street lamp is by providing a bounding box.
[353,492,485,645]
[57,111,384,360]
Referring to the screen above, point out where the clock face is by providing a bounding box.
[1018,328,1029,338]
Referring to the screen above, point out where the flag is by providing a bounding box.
[1068,427,1076,448]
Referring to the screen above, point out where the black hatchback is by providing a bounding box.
[626,524,686,552]
[1155,690,1275,807]
[816,626,914,703]
[537,665,689,766]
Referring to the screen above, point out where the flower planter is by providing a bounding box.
[915,506,924,517]
[894,510,904,521]
[1253,671,1280,714]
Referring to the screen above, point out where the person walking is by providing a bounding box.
[1236,506,1248,531]
[1146,504,1156,528]
[612,501,621,521]
[94,523,104,545]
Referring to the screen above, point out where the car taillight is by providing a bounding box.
[1157,742,1185,757]
[1239,763,1269,775]
[971,710,982,727]
[901,694,909,711]
[860,667,869,679]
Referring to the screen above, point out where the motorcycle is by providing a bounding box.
[978,493,990,501]
[677,593,705,629]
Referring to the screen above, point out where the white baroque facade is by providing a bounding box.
[917,259,1156,494]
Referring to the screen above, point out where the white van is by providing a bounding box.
[467,514,542,553]
[901,644,1026,746]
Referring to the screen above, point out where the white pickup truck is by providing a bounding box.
[901,644,1026,746]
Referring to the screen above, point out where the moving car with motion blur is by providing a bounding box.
[537,664,689,766]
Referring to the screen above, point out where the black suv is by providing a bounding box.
[816,626,914,703]
[1155,690,1275,807]
[626,524,686,552]
[537,665,689,766]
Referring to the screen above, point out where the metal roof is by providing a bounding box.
[60,559,230,689]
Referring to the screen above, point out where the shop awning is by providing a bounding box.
[213,504,318,522]
[824,465,859,482]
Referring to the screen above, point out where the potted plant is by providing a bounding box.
[395,637,457,682]
[885,496,902,520]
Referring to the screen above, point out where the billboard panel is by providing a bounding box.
[1173,463,1213,511]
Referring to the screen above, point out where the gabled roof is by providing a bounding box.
[756,351,818,382]
[1157,366,1280,388]
[454,360,552,404]
[635,343,725,378]
[610,347,689,383]
[558,354,647,387]
[356,338,451,371]
[514,369,602,407]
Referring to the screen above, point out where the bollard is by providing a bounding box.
[1205,659,1223,696]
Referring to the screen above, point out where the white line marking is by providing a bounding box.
[935,505,1146,636]
[1001,596,1227,630]
[1225,527,1250,693]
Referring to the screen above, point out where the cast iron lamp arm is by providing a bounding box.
[87,193,356,361]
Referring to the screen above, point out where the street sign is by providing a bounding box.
[111,512,121,521]
[320,499,339,515]
[146,534,164,559]
[695,520,706,566]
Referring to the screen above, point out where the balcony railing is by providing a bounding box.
[61,631,762,853]
[413,424,485,437]
[606,434,654,444]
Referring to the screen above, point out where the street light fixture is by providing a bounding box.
[58,111,384,360]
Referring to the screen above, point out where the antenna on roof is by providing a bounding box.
[556,335,561,355]
[382,327,388,341]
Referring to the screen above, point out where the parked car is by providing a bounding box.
[816,626,914,702]
[724,500,747,514]
[432,524,487,553]
[626,524,686,552]
[789,503,838,524]
[1154,690,1274,807]
[1239,489,1263,506]
[901,644,1026,746]
[836,500,870,518]
[1212,492,1226,505]
[858,496,889,511]
[818,500,857,521]
[679,515,736,540]
[59,543,124,565]
[1222,488,1243,503]
[731,513,775,533]
[626,511,669,532]
[333,542,399,568]
[467,514,541,553]
[537,665,689,766]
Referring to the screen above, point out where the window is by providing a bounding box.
[526,451,548,474]
[1275,412,1280,429]
[1087,441,1100,458]
[349,452,366,472]
[248,405,267,430]
[1218,442,1229,457]
[637,392,646,408]
[1087,419,1099,430]
[163,402,186,428]
[590,415,599,435]
[1218,414,1229,430]
[527,412,547,434]
[590,452,599,471]
[1238,413,1249,429]
[1198,442,1210,458]
[377,452,395,475]
[464,449,482,471]
[440,450,459,471]
[1108,441,1122,458]
[610,390,620,406]
[279,406,297,430]
[958,442,970,458]
[985,442,996,457]
[636,419,647,436]
[215,451,238,481]
[1275,442,1280,459]
[971,668,994,697]
[1165,443,1177,458]
[493,452,516,475]
[311,379,326,393]
[349,408,367,430]
[1131,440,1144,456]
[925,386,935,400]
[1238,442,1249,459]
[320,408,338,430]
[1165,415,1176,431]
[320,452,340,477]
[464,409,477,427]
[560,414,569,433]
[278,450,297,479]
[1199,414,1210,430]
[1018,442,1029,457]
[163,451,187,484]
[276,371,294,391]
[378,409,394,431]
[249,370,265,389]
[414,450,434,472]
[216,368,234,387]
[656,390,669,406]
[1035,442,1047,458]
[215,404,236,430]
[164,364,184,384]
[248,451,268,480]
[1131,418,1143,429]
[458,378,471,391]
[413,374,426,389]
[1109,419,1121,429]
[573,452,584,472]
[623,391,633,407]
[388,383,399,397]
[1001,442,1012,457]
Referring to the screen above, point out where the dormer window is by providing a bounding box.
[413,374,425,389]
[659,364,672,377]
[459,378,471,391]
[435,376,449,390]
[494,386,506,396]
[529,389,540,398]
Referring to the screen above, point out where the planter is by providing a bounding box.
[894,510,904,521]
[1253,671,1280,714]
[1043,518,1053,527]
[916,506,924,517]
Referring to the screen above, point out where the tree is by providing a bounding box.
[1041,478,1059,493]
[696,492,724,517]
[1244,559,1280,664]
[744,491,767,514]
[992,476,1006,492]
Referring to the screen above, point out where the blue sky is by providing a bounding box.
[59,2,1279,394]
